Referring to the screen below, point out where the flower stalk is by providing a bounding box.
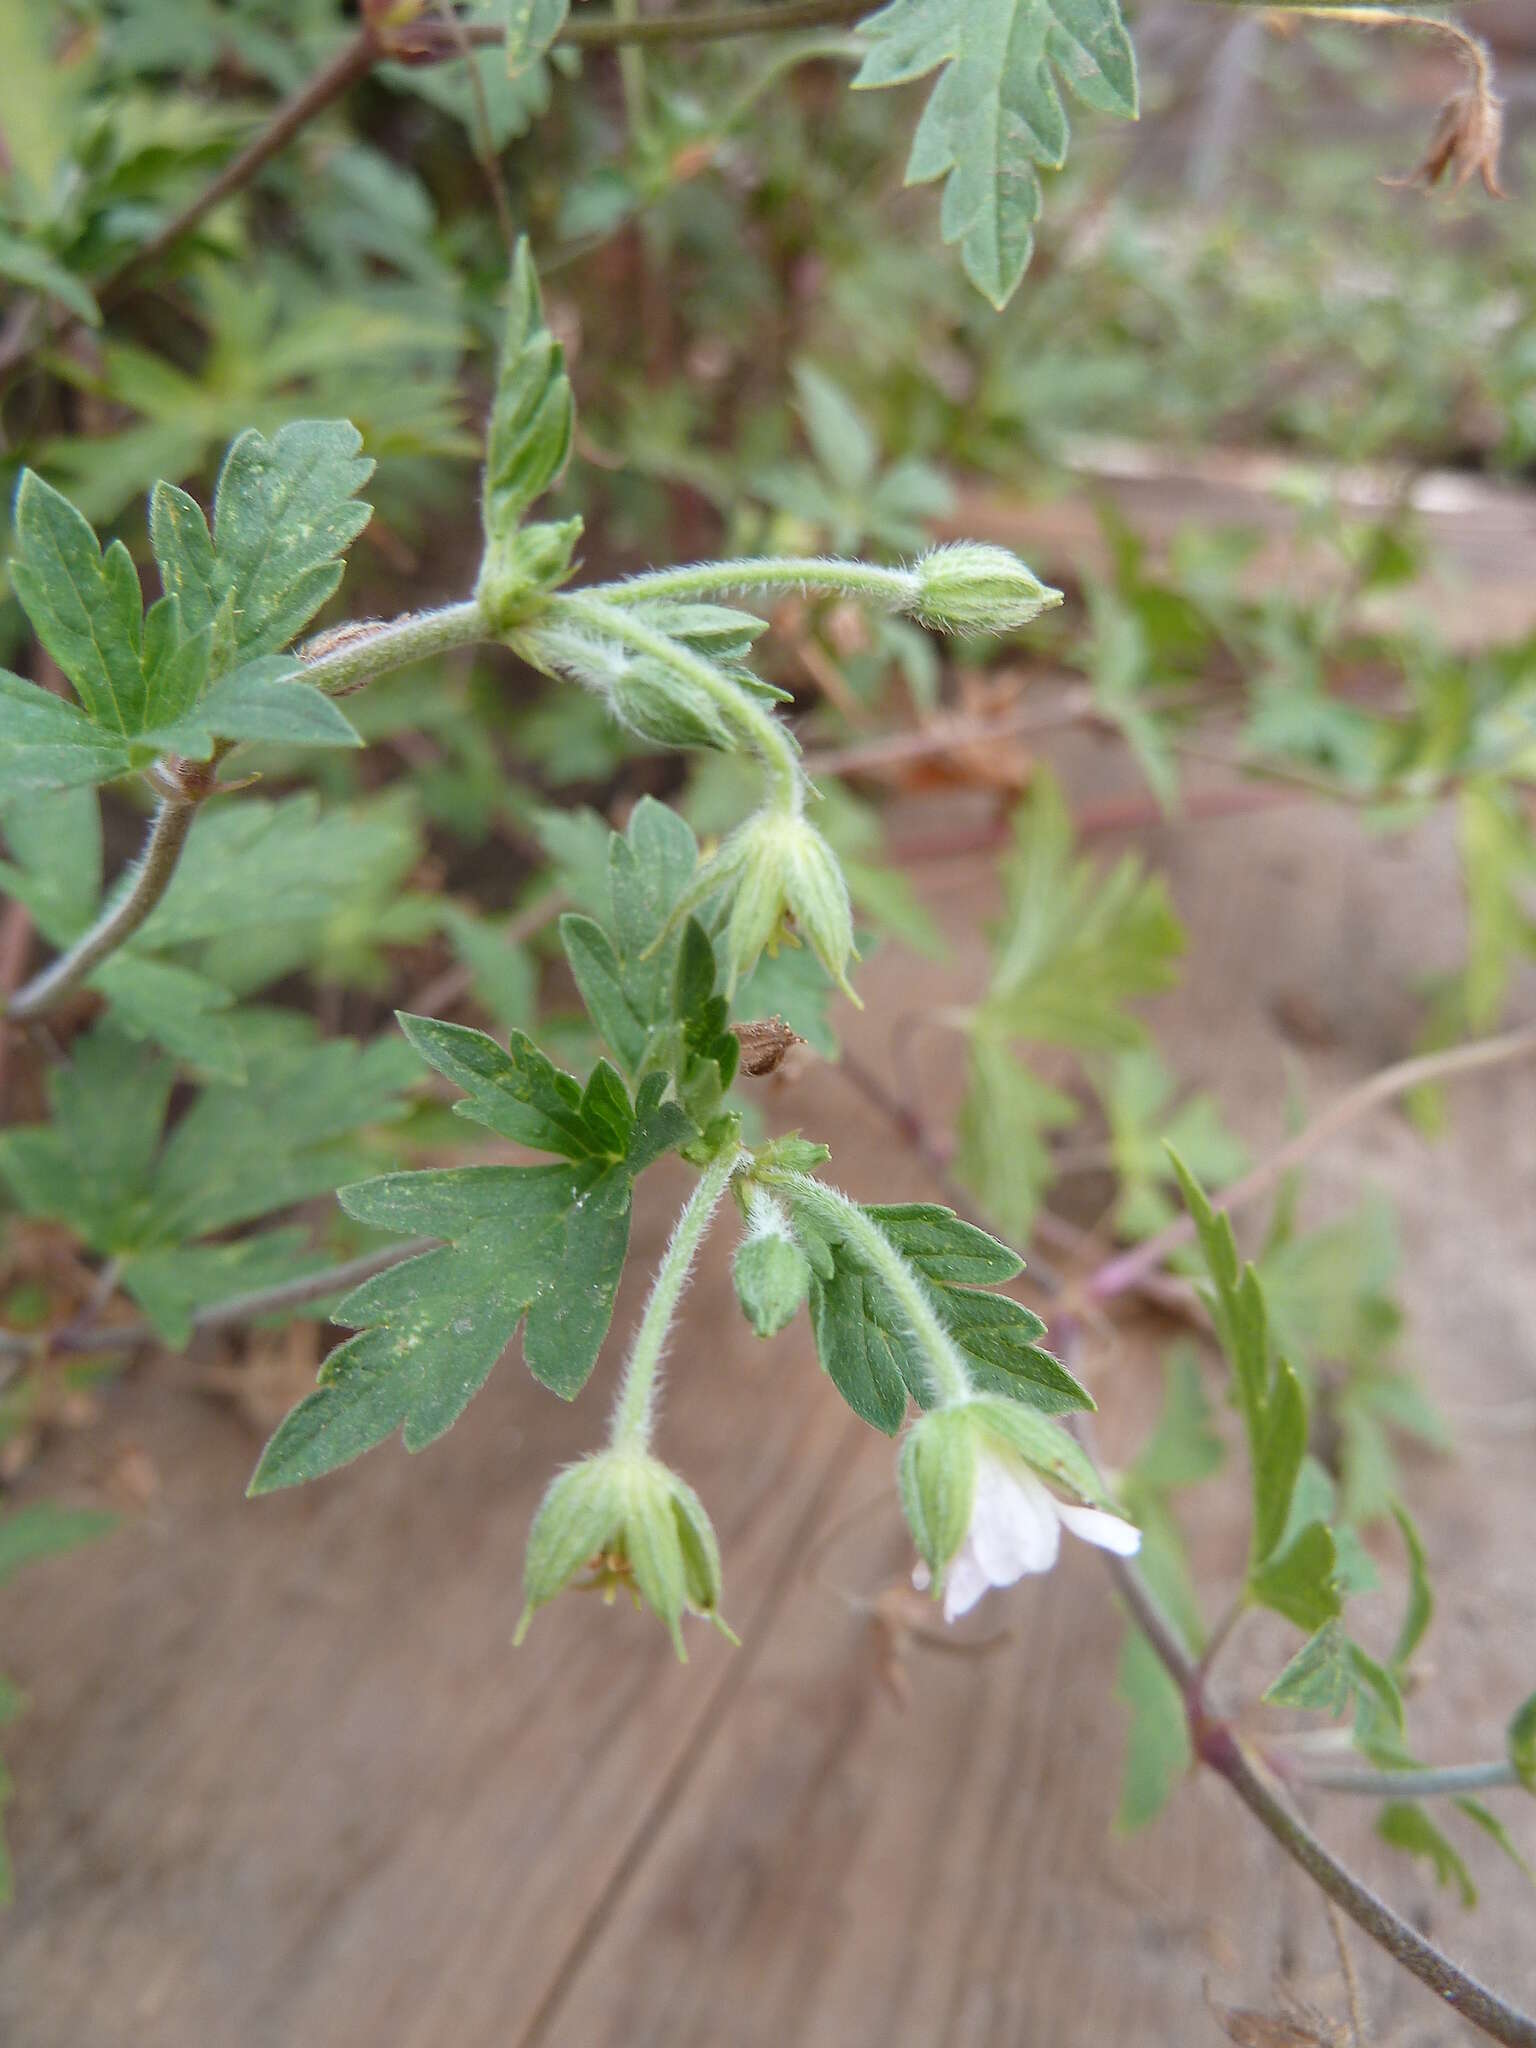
[608,1143,745,1451]
[556,593,805,812]
[762,1170,975,1406]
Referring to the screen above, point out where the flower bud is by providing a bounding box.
[897,1406,979,1576]
[678,805,858,1000]
[516,1447,730,1658]
[733,1193,811,1337]
[910,544,1061,635]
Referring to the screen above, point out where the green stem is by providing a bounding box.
[1291,1758,1521,1798]
[763,1172,976,1408]
[590,554,922,614]
[608,1146,743,1451]
[557,593,805,811]
[299,599,488,695]
[4,795,198,1023]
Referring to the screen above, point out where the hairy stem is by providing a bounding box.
[1,602,488,1026]
[4,796,198,1023]
[299,599,488,695]
[557,593,805,810]
[1089,1021,1536,1301]
[608,1147,743,1451]
[763,1171,976,1407]
[590,554,922,613]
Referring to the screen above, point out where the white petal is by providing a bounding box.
[941,1545,990,1622]
[1056,1501,1142,1556]
[969,1452,1060,1582]
[911,1561,932,1592]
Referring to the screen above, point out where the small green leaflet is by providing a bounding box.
[3,433,367,795]
[853,0,1138,308]
[1390,1502,1434,1671]
[0,227,101,327]
[504,0,569,76]
[559,798,739,1126]
[0,1503,115,1589]
[1376,1802,1477,1908]
[786,1198,1089,1434]
[0,1020,417,1344]
[1247,1520,1341,1633]
[1167,1153,1308,1578]
[1102,1048,1248,1243]
[483,239,573,538]
[1128,1347,1225,1493]
[956,773,1181,1238]
[1114,1627,1189,1832]
[477,239,581,611]
[248,1015,697,1492]
[1508,1690,1536,1794]
[1263,1619,1408,1769]
[150,420,375,670]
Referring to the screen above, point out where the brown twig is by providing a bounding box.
[1101,1542,1536,2048]
[1089,1020,1536,1302]
[0,3,869,386]
[98,26,384,314]
[803,688,1097,780]
[892,780,1308,866]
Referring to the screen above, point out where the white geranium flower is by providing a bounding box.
[913,1443,1141,1623]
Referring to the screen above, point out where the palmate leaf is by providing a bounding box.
[3,431,368,796]
[558,797,740,1126]
[0,787,415,1076]
[854,0,1138,307]
[786,1198,1090,1433]
[0,1019,419,1340]
[249,1014,698,1492]
[150,420,375,670]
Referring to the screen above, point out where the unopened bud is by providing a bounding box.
[686,806,858,1000]
[910,544,1061,634]
[897,1407,978,1576]
[733,1193,811,1337]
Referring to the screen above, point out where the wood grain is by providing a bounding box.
[4,774,1536,2047]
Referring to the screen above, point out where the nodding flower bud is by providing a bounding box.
[515,1448,730,1658]
[909,544,1061,635]
[673,805,858,1002]
[733,1191,811,1338]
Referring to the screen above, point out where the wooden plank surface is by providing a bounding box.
[4,769,1536,2046]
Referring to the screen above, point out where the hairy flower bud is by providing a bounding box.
[910,544,1061,634]
[516,1447,730,1657]
[675,805,858,1000]
[897,1406,979,1577]
[733,1192,811,1337]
